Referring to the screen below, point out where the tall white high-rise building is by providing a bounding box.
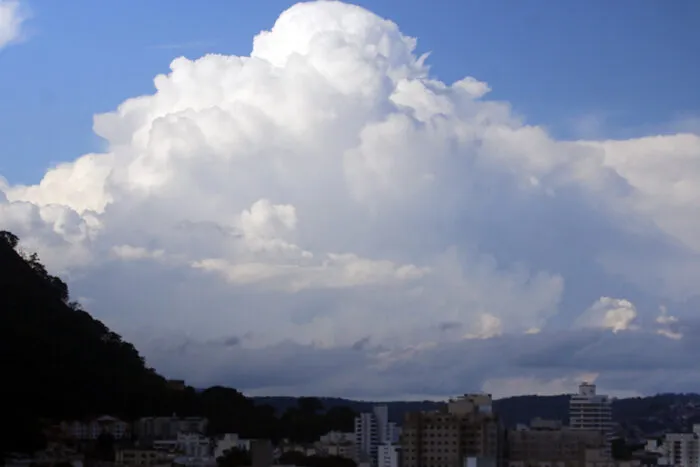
[355,405,397,466]
[569,382,613,457]
[569,382,612,431]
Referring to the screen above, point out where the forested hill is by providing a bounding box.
[0,231,351,454]
[0,231,174,452]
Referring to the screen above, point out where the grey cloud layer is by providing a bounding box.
[1,0,700,397]
[144,327,699,399]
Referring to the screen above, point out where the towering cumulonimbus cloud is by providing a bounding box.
[2,0,700,398]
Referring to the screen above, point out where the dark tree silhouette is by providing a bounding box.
[323,406,357,432]
[0,231,360,454]
[0,230,18,249]
[298,397,324,414]
[0,233,170,455]
[94,432,116,461]
[217,447,251,467]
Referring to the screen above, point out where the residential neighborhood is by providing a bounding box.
[8,383,700,467]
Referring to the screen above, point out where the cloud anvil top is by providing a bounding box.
[1,0,699,399]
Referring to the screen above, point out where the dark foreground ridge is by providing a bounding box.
[2,230,699,455]
[1,231,171,452]
[0,231,352,455]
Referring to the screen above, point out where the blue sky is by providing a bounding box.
[2,0,700,398]
[2,0,699,184]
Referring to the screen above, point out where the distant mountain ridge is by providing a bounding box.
[252,395,569,427]
[254,393,700,432]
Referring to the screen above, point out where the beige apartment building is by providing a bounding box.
[506,418,607,467]
[401,394,501,467]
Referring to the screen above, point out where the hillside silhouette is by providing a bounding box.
[0,231,176,453]
[0,231,351,453]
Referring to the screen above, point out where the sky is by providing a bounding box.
[0,0,699,400]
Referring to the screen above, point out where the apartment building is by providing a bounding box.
[165,433,217,467]
[279,443,317,457]
[177,432,211,458]
[115,448,174,466]
[321,431,356,444]
[646,424,700,467]
[401,394,501,467]
[326,443,356,459]
[61,415,130,440]
[378,444,400,467]
[583,448,642,467]
[570,383,613,459]
[315,430,354,460]
[134,416,209,440]
[214,433,252,460]
[466,458,497,467]
[356,405,399,465]
[507,418,606,466]
[570,384,612,432]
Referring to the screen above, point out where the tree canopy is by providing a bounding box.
[216,447,251,467]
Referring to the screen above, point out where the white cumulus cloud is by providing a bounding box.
[2,0,700,398]
[574,297,638,333]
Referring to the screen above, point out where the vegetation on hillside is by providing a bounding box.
[0,231,163,453]
[0,231,356,455]
[216,447,251,467]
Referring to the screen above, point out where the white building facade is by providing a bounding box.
[134,416,208,440]
[177,433,211,458]
[377,444,400,467]
[570,382,613,458]
[214,433,251,460]
[570,383,613,431]
[646,425,700,467]
[61,415,129,440]
[355,405,399,466]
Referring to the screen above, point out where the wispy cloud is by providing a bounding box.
[0,0,29,50]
